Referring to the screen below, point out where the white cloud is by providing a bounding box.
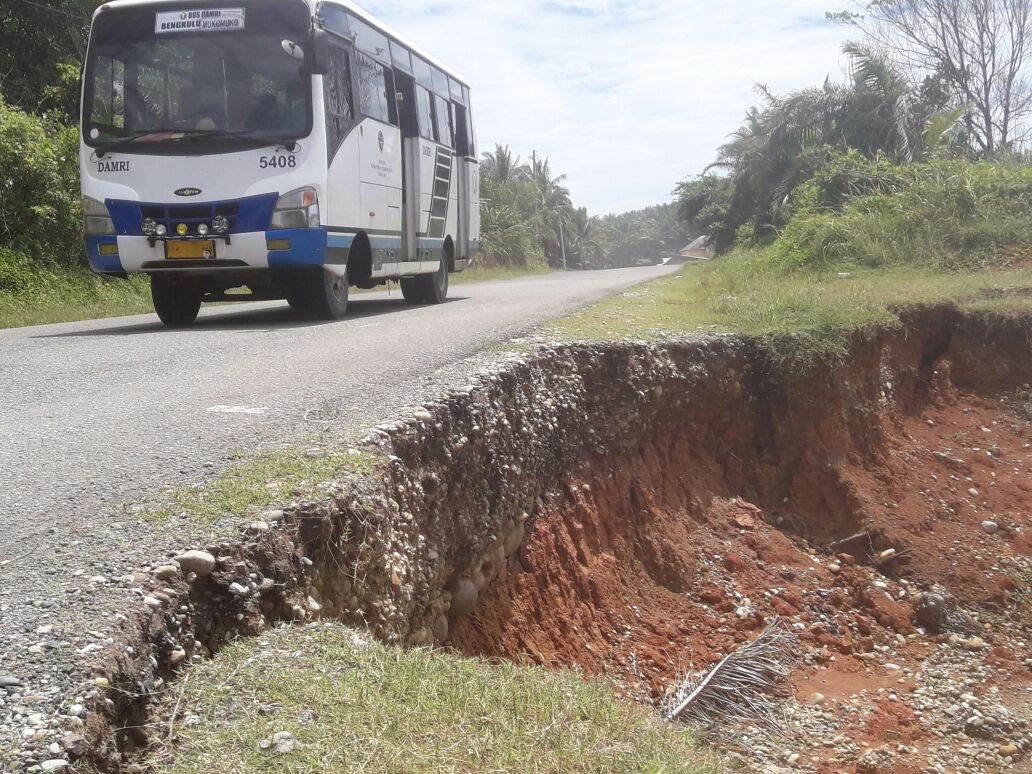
[361,0,852,214]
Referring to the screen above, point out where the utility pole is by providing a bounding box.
[558,216,567,271]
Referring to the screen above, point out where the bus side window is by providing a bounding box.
[383,67,399,127]
[415,85,437,142]
[433,94,453,148]
[90,56,125,135]
[325,43,355,159]
[453,104,470,157]
[356,52,390,123]
[395,72,418,138]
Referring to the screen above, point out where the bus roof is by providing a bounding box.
[92,0,470,89]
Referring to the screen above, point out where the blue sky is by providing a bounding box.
[362,0,852,215]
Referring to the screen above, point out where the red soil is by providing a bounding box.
[449,362,1032,771]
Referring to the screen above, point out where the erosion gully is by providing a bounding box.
[23,305,1031,773]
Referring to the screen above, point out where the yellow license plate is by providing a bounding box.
[165,240,216,260]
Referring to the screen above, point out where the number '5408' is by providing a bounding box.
[259,155,297,169]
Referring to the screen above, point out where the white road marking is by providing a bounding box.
[206,405,270,414]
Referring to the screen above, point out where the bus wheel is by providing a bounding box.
[150,275,201,327]
[418,258,449,304]
[399,277,423,304]
[302,267,349,319]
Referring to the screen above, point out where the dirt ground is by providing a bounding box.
[451,370,1032,773]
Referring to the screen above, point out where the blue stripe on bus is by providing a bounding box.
[327,233,405,249]
[85,236,123,273]
[266,227,328,267]
[327,233,354,249]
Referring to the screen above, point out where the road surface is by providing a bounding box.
[0,266,670,756]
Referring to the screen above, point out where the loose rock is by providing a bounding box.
[173,550,216,576]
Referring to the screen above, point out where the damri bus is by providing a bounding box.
[80,0,479,326]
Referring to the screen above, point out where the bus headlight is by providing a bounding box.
[83,197,115,236]
[155,223,167,236]
[211,214,229,233]
[270,187,319,230]
[141,217,157,235]
[197,223,209,236]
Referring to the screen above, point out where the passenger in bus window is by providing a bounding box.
[246,94,281,130]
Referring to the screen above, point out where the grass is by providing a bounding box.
[150,445,378,525]
[149,623,718,774]
[0,271,152,329]
[551,251,1032,362]
[451,262,553,284]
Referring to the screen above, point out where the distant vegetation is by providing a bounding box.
[478,146,686,270]
[675,0,1032,272]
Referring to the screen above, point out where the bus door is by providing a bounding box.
[353,51,402,274]
[453,101,473,264]
[395,71,420,268]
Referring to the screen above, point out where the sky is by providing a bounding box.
[361,0,853,215]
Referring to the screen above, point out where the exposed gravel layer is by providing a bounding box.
[0,267,668,770]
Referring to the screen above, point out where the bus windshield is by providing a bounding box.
[83,2,313,150]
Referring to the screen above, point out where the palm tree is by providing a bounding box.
[565,207,604,269]
[480,144,530,184]
[697,42,970,245]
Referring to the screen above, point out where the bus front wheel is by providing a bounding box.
[150,275,201,327]
[295,267,349,320]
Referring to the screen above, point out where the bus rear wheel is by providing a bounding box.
[294,267,349,320]
[400,259,448,305]
[150,275,201,327]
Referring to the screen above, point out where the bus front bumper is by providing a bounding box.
[87,228,327,274]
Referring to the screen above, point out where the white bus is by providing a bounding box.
[80,0,479,326]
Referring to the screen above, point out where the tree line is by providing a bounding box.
[479,146,688,269]
[677,0,1032,255]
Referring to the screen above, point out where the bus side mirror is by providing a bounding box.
[310,29,331,74]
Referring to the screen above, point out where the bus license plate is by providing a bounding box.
[166,240,216,260]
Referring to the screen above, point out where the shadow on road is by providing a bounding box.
[32,295,471,338]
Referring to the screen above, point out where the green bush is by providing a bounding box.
[771,158,1032,270]
[0,93,82,267]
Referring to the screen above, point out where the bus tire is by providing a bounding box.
[399,277,423,304]
[150,275,201,327]
[303,267,349,319]
[416,258,449,304]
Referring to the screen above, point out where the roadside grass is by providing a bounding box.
[451,262,553,284]
[551,251,1032,362]
[0,271,152,329]
[149,623,718,774]
[150,445,378,525]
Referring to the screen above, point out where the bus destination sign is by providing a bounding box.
[155,8,246,34]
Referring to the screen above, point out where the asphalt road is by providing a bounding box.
[0,266,670,744]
